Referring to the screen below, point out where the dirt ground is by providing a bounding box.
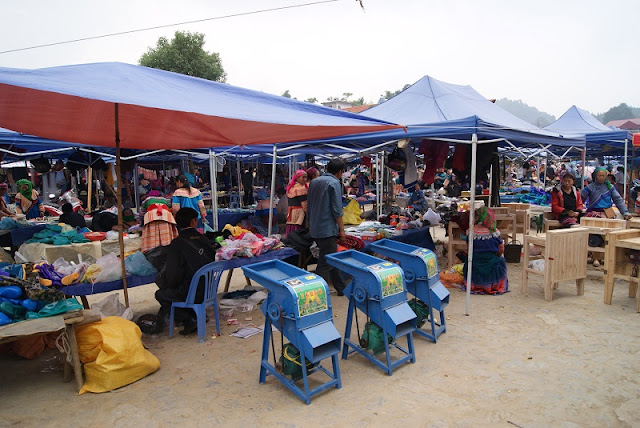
[2,226,640,427]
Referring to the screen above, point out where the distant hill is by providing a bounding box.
[495,98,556,128]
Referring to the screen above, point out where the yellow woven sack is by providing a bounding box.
[76,316,160,394]
[343,199,364,225]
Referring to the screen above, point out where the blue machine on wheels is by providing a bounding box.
[369,239,450,342]
[326,250,416,376]
[242,260,342,405]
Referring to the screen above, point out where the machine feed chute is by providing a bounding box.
[325,250,416,376]
[241,260,341,405]
[370,239,449,342]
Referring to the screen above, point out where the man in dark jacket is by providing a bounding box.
[155,207,216,335]
[59,203,86,228]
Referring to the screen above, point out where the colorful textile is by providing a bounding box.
[15,189,42,220]
[286,181,308,229]
[16,179,33,200]
[142,220,178,252]
[143,203,175,225]
[172,187,204,219]
[580,181,628,215]
[462,224,508,295]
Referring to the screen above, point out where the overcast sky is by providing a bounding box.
[1,0,637,118]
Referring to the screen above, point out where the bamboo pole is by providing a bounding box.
[114,103,129,307]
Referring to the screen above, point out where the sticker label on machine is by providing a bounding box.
[368,262,404,297]
[288,277,328,317]
[411,248,438,278]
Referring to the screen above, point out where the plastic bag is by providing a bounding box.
[343,199,364,225]
[26,298,83,319]
[91,294,129,319]
[125,252,158,277]
[94,253,123,283]
[76,316,160,394]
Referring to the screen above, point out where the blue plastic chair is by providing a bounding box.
[169,261,226,342]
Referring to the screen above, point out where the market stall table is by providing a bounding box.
[0,223,46,249]
[0,309,100,392]
[17,236,143,263]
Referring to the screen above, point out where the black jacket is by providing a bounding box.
[59,211,86,229]
[161,228,216,303]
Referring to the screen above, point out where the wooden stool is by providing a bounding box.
[521,227,589,301]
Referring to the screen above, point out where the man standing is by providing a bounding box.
[242,167,255,206]
[307,158,347,295]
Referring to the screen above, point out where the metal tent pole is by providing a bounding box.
[209,150,219,231]
[581,149,587,190]
[624,139,629,204]
[268,146,277,236]
[114,103,129,308]
[489,165,493,207]
[465,133,478,316]
[133,162,140,213]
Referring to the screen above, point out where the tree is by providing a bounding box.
[383,84,411,100]
[352,97,365,106]
[139,31,226,82]
[342,92,353,101]
[282,90,292,98]
[599,103,634,124]
[305,97,318,104]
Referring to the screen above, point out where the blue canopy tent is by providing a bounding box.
[355,75,586,314]
[544,105,633,195]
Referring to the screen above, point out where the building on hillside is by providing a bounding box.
[606,118,640,131]
[321,100,354,110]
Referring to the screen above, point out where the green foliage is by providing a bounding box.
[342,92,353,101]
[352,97,365,106]
[495,98,555,127]
[305,97,318,104]
[139,31,226,82]
[282,90,292,98]
[383,84,411,101]
[596,103,635,124]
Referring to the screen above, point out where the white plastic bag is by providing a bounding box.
[423,208,441,225]
[529,259,545,271]
[94,253,123,283]
[91,293,133,320]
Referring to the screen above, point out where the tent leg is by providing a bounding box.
[465,134,478,316]
[624,139,629,207]
[114,103,129,308]
[268,146,277,236]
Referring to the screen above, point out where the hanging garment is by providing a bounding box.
[418,139,449,185]
[400,143,417,189]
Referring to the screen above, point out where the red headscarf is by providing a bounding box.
[286,169,308,193]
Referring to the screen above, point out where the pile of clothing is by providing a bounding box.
[216,228,283,261]
[0,262,82,325]
[26,224,89,245]
[0,217,30,230]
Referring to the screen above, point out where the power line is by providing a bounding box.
[0,0,340,55]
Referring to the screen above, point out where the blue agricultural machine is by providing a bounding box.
[242,260,342,404]
[326,250,416,375]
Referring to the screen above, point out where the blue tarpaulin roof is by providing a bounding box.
[359,75,585,149]
[544,105,631,155]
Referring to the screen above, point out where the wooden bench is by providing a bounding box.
[579,217,627,262]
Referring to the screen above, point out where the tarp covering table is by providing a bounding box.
[363,227,436,253]
[0,224,46,248]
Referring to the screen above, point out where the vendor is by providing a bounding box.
[551,173,583,227]
[285,170,308,237]
[15,179,44,220]
[462,206,509,295]
[581,167,629,219]
[408,182,427,213]
[0,183,13,218]
[122,208,140,229]
[59,202,86,229]
[155,207,216,335]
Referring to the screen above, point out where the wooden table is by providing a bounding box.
[604,229,640,311]
[579,217,627,261]
[0,309,100,392]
